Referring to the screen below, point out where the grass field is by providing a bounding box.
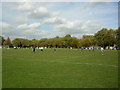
[2,48,118,88]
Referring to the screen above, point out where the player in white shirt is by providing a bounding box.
[101,47,104,55]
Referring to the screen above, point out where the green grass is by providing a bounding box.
[2,48,118,88]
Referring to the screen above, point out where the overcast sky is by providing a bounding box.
[0,1,118,40]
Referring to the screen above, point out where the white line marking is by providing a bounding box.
[32,55,118,68]
[47,60,118,68]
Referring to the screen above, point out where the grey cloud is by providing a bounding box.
[54,20,102,38]
[27,7,50,19]
[15,2,34,11]
[13,17,28,24]
[43,17,66,25]
[17,23,41,29]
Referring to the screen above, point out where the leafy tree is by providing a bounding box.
[94,28,115,48]
[65,34,71,38]
[63,36,72,48]
[31,39,40,47]
[20,39,30,47]
[69,37,79,48]
[55,36,59,38]
[39,38,48,47]
[78,39,83,48]
[57,38,64,48]
[91,37,97,46]
[12,38,21,47]
[5,28,118,49]
[0,36,5,45]
[104,29,116,46]
[83,35,93,39]
[81,38,92,47]
[3,37,12,47]
[115,28,120,47]
[83,35,97,46]
[12,38,30,47]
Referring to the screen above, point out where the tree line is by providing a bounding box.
[0,28,120,49]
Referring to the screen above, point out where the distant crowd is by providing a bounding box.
[1,45,119,50]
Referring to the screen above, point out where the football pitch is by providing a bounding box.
[2,48,118,88]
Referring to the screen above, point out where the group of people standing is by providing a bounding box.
[32,47,104,55]
[32,47,56,52]
[32,47,44,52]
